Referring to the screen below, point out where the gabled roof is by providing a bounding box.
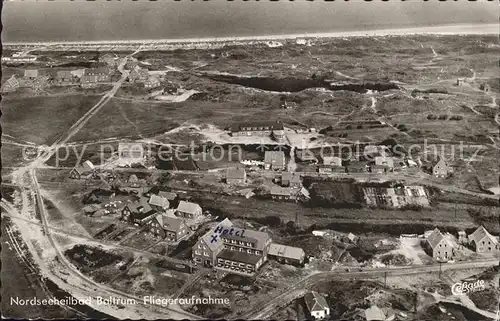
[158,191,177,201]
[72,160,95,175]
[149,194,169,208]
[469,226,498,245]
[176,200,202,214]
[304,291,329,314]
[426,228,450,249]
[432,156,448,168]
[226,167,246,180]
[268,243,305,260]
[154,214,185,232]
[264,151,285,166]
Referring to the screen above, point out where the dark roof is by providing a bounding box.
[126,198,155,219]
[469,226,498,245]
[217,249,262,265]
[304,291,329,314]
[231,120,284,133]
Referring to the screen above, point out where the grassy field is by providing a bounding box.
[1,95,101,145]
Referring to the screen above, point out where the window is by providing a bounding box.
[247,249,252,254]
[230,246,235,251]
[239,248,244,252]
[203,251,208,257]
[195,250,201,255]
[255,251,261,256]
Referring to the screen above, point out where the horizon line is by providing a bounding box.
[4,23,498,46]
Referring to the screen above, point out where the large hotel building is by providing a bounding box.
[192,219,272,275]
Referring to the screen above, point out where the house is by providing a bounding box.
[69,160,95,179]
[121,198,156,225]
[147,213,189,241]
[322,156,343,167]
[270,186,299,201]
[144,76,161,89]
[468,226,499,253]
[264,151,286,171]
[304,291,330,320]
[118,142,145,159]
[267,243,305,265]
[1,75,20,92]
[24,69,39,80]
[148,194,170,211]
[84,67,111,82]
[175,201,202,219]
[280,100,297,109]
[364,305,396,321]
[192,219,272,275]
[224,167,246,184]
[56,70,76,84]
[128,67,149,83]
[230,120,285,142]
[279,172,301,188]
[296,149,318,163]
[431,157,450,178]
[424,228,454,260]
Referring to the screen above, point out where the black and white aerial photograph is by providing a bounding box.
[1,0,499,320]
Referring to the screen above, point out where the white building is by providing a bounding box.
[304,291,330,319]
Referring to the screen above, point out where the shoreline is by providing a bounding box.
[4,23,497,46]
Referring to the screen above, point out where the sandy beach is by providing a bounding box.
[4,23,497,47]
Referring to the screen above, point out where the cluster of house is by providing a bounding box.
[127,65,161,89]
[270,171,310,202]
[192,218,305,275]
[423,226,499,261]
[1,54,120,93]
[121,191,202,242]
[362,185,430,208]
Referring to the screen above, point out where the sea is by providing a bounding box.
[2,0,497,43]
